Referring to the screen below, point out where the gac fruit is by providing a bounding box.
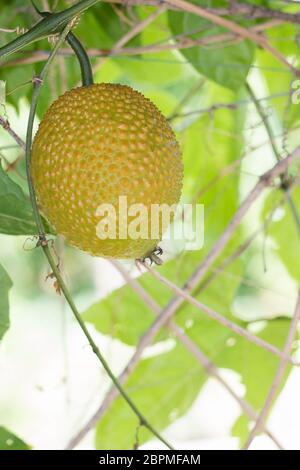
[31,83,183,259]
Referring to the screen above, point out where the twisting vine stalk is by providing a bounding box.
[23,13,173,451]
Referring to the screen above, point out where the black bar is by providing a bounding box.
[0,449,295,467]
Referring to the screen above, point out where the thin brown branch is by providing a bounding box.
[90,4,167,78]
[170,90,290,123]
[0,19,281,68]
[165,0,299,76]
[110,5,167,52]
[92,0,300,26]
[194,191,294,302]
[225,1,300,25]
[0,115,26,150]
[243,290,300,449]
[139,261,297,364]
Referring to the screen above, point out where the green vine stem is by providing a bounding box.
[32,2,94,87]
[67,33,94,86]
[0,0,101,62]
[24,15,172,452]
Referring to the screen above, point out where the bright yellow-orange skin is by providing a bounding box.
[31,83,183,259]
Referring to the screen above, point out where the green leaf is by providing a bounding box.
[217,318,296,445]
[262,185,300,282]
[0,163,38,235]
[231,415,249,445]
[92,252,292,450]
[0,427,30,450]
[95,342,206,450]
[168,4,255,90]
[83,280,158,346]
[0,262,12,340]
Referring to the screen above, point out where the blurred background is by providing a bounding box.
[1,0,300,450]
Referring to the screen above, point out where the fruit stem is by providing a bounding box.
[66,32,94,86]
[0,0,101,62]
[31,1,94,87]
[24,16,173,453]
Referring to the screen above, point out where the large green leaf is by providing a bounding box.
[217,318,297,445]
[93,266,292,449]
[94,288,296,448]
[0,163,39,235]
[168,3,255,90]
[0,262,12,340]
[95,342,206,449]
[0,426,30,450]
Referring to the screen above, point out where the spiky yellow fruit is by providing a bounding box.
[31,83,183,259]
